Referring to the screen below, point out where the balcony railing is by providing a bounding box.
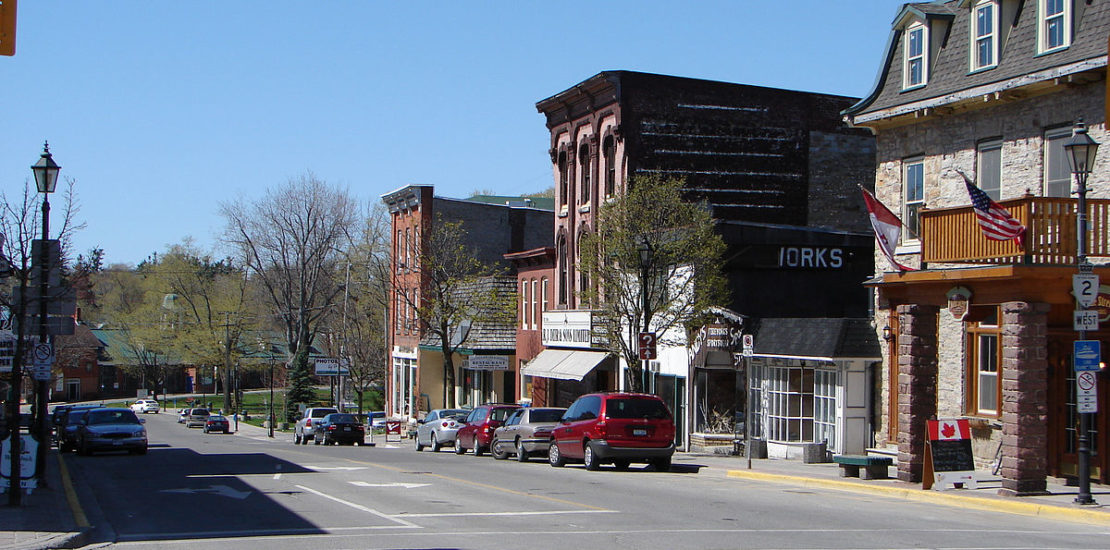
[920,195,1110,266]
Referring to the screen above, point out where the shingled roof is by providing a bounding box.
[749,318,880,360]
[420,276,517,353]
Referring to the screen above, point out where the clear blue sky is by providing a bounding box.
[0,1,903,267]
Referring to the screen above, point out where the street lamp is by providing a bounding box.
[1064,119,1099,506]
[638,238,652,394]
[261,341,275,438]
[31,142,59,492]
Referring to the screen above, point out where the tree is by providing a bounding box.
[578,175,727,393]
[397,216,513,408]
[220,173,360,411]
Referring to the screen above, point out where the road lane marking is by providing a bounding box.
[306,465,368,471]
[350,481,430,488]
[294,484,421,528]
[342,458,612,512]
[393,510,618,518]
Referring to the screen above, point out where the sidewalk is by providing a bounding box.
[677,451,1110,526]
[0,449,88,550]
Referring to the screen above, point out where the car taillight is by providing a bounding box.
[305,419,312,426]
[328,425,336,431]
[534,428,551,438]
[441,421,450,428]
[595,420,607,439]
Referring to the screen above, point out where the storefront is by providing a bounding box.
[521,311,616,407]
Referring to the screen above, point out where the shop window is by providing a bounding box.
[813,369,837,450]
[972,1,999,71]
[903,158,924,243]
[1044,126,1073,197]
[977,138,1002,200]
[966,308,1002,417]
[764,364,815,443]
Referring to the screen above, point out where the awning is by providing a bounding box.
[519,349,608,381]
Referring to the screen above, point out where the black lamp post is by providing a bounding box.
[1064,119,1099,506]
[638,238,652,394]
[261,341,275,438]
[31,142,59,490]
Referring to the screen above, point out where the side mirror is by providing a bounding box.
[139,418,146,424]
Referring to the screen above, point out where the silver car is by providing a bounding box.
[490,407,566,462]
[414,408,470,452]
[75,408,148,455]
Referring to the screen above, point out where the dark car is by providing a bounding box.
[549,392,675,471]
[58,405,99,453]
[314,413,365,446]
[454,404,518,456]
[490,407,566,462]
[203,415,231,434]
[75,407,148,456]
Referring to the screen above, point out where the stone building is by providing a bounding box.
[380,185,553,420]
[843,0,1110,493]
[532,71,879,454]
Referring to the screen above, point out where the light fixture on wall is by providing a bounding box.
[882,325,893,341]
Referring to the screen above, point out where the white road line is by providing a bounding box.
[294,484,421,529]
[392,509,618,518]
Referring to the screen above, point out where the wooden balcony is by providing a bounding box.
[921,195,1110,266]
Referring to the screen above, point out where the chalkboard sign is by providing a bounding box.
[923,419,977,490]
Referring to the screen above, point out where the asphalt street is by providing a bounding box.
[61,413,1110,550]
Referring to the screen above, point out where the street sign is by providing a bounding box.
[1074,274,1100,307]
[742,334,754,357]
[1077,371,1099,413]
[1074,340,1101,372]
[638,332,657,360]
[1075,310,1100,331]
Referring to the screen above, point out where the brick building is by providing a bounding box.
[843,0,1110,492]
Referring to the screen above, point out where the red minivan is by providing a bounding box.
[549,392,675,471]
[454,404,519,456]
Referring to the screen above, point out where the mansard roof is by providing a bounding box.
[845,0,1109,125]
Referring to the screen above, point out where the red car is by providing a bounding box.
[549,392,675,471]
[454,404,518,456]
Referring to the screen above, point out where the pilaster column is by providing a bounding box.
[896,304,939,482]
[999,301,1050,496]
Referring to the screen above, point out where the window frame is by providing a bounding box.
[557,150,569,210]
[977,138,1003,201]
[971,0,999,71]
[603,135,616,199]
[579,142,591,205]
[1038,0,1071,54]
[904,21,928,89]
[902,157,925,244]
[1044,126,1073,197]
[520,280,528,329]
[966,309,1002,418]
[530,279,539,330]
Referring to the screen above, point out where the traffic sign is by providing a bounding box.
[1077,371,1099,413]
[1074,274,1100,307]
[1074,340,1101,372]
[1075,310,1100,331]
[742,334,754,357]
[638,332,657,360]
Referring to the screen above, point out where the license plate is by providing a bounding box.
[113,440,123,446]
[633,429,647,436]
[343,427,351,431]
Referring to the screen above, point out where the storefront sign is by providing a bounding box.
[946,286,971,321]
[541,311,594,349]
[923,418,976,490]
[777,247,844,269]
[314,357,349,376]
[467,355,509,371]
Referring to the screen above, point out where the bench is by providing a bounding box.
[833,455,893,480]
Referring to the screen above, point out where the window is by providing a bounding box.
[396,230,403,272]
[764,364,815,443]
[1044,126,1072,197]
[579,143,591,204]
[520,280,528,329]
[530,279,539,330]
[972,1,999,70]
[903,158,925,243]
[558,238,569,305]
[1039,0,1071,53]
[603,135,616,198]
[967,309,1002,417]
[404,228,411,271]
[904,22,927,89]
[558,150,568,209]
[541,278,549,316]
[813,369,838,450]
[977,139,1002,200]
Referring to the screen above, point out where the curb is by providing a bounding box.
[726,469,1110,526]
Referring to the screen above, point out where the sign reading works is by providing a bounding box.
[541,311,594,349]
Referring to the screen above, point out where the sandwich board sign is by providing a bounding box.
[923,418,976,491]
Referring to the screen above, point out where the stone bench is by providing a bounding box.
[833,454,893,480]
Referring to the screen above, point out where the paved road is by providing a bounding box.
[65,413,1110,549]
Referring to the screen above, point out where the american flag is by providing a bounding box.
[963,178,1025,244]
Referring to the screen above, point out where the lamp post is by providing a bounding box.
[638,238,652,394]
[1064,119,1100,506]
[31,142,59,490]
[262,341,275,438]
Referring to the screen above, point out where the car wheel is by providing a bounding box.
[584,441,600,471]
[549,441,565,467]
[415,436,425,452]
[454,438,467,455]
[294,433,301,444]
[430,436,442,453]
[473,441,484,457]
[491,439,507,460]
[651,457,671,472]
[224,429,230,434]
[314,435,321,445]
[302,433,311,445]
[614,460,631,470]
[515,439,529,463]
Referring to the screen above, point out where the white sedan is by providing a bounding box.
[130,399,160,414]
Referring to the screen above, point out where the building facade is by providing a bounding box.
[844,0,1110,493]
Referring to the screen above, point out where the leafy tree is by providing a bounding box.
[579,175,726,392]
[285,347,315,421]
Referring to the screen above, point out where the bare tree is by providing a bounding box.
[220,173,360,410]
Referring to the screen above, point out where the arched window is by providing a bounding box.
[603,135,616,198]
[558,150,568,208]
[557,237,568,306]
[579,143,591,204]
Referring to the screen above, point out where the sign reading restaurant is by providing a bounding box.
[467,355,509,371]
[542,311,594,349]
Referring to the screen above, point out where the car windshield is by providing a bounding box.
[312,409,338,418]
[67,409,91,423]
[86,409,140,425]
[329,414,358,423]
[489,408,514,422]
[529,409,565,423]
[192,409,210,416]
[606,399,670,420]
[209,415,226,421]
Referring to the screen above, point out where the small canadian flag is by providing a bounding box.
[928,419,971,441]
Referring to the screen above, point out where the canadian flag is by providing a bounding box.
[861,187,915,272]
[928,418,971,441]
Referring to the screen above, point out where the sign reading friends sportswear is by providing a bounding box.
[541,311,594,349]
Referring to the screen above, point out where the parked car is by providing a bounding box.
[415,408,470,452]
[185,408,211,428]
[294,407,338,444]
[313,413,365,445]
[490,407,566,462]
[203,415,231,434]
[454,404,518,456]
[58,405,98,452]
[178,408,191,424]
[549,392,675,471]
[75,407,148,455]
[130,399,160,414]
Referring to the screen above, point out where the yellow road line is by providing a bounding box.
[343,458,611,511]
[57,453,89,528]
